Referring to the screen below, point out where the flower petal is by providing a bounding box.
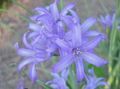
[34,7,49,14]
[18,58,34,72]
[29,63,37,83]
[52,55,73,73]
[72,24,82,47]
[82,34,105,50]
[75,58,85,82]
[29,23,41,31]
[61,68,69,81]
[23,33,31,48]
[82,52,107,67]
[81,17,96,32]
[17,48,35,57]
[61,3,75,16]
[84,31,103,37]
[49,2,59,20]
[54,38,70,51]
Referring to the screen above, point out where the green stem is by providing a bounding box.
[60,0,64,10]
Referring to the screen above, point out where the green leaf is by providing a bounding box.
[36,80,53,89]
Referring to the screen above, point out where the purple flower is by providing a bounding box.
[30,0,79,39]
[84,69,108,89]
[47,69,69,89]
[15,31,56,82]
[52,19,107,82]
[99,14,115,29]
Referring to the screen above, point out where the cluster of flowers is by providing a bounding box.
[15,0,109,89]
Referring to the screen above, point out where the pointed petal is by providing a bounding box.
[29,64,37,83]
[61,3,75,16]
[49,2,59,20]
[18,58,34,72]
[72,24,82,47]
[17,48,35,57]
[52,55,73,73]
[82,34,105,50]
[34,7,49,14]
[54,38,70,51]
[82,52,107,67]
[81,17,96,32]
[29,23,41,31]
[61,16,75,30]
[28,32,38,39]
[69,10,80,23]
[23,33,31,48]
[84,31,103,37]
[75,58,85,82]
[61,68,69,81]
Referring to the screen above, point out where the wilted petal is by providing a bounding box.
[82,52,107,67]
[75,58,85,82]
[29,63,37,83]
[52,55,73,73]
[81,17,96,32]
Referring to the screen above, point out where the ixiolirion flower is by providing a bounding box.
[15,0,108,88]
[46,69,69,89]
[52,19,107,82]
[99,13,115,29]
[84,69,108,89]
[15,0,78,84]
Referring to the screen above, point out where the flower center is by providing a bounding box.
[72,48,82,56]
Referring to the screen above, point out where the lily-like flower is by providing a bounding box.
[30,0,79,39]
[99,14,115,29]
[52,19,107,82]
[84,69,108,89]
[15,31,56,82]
[47,69,69,89]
